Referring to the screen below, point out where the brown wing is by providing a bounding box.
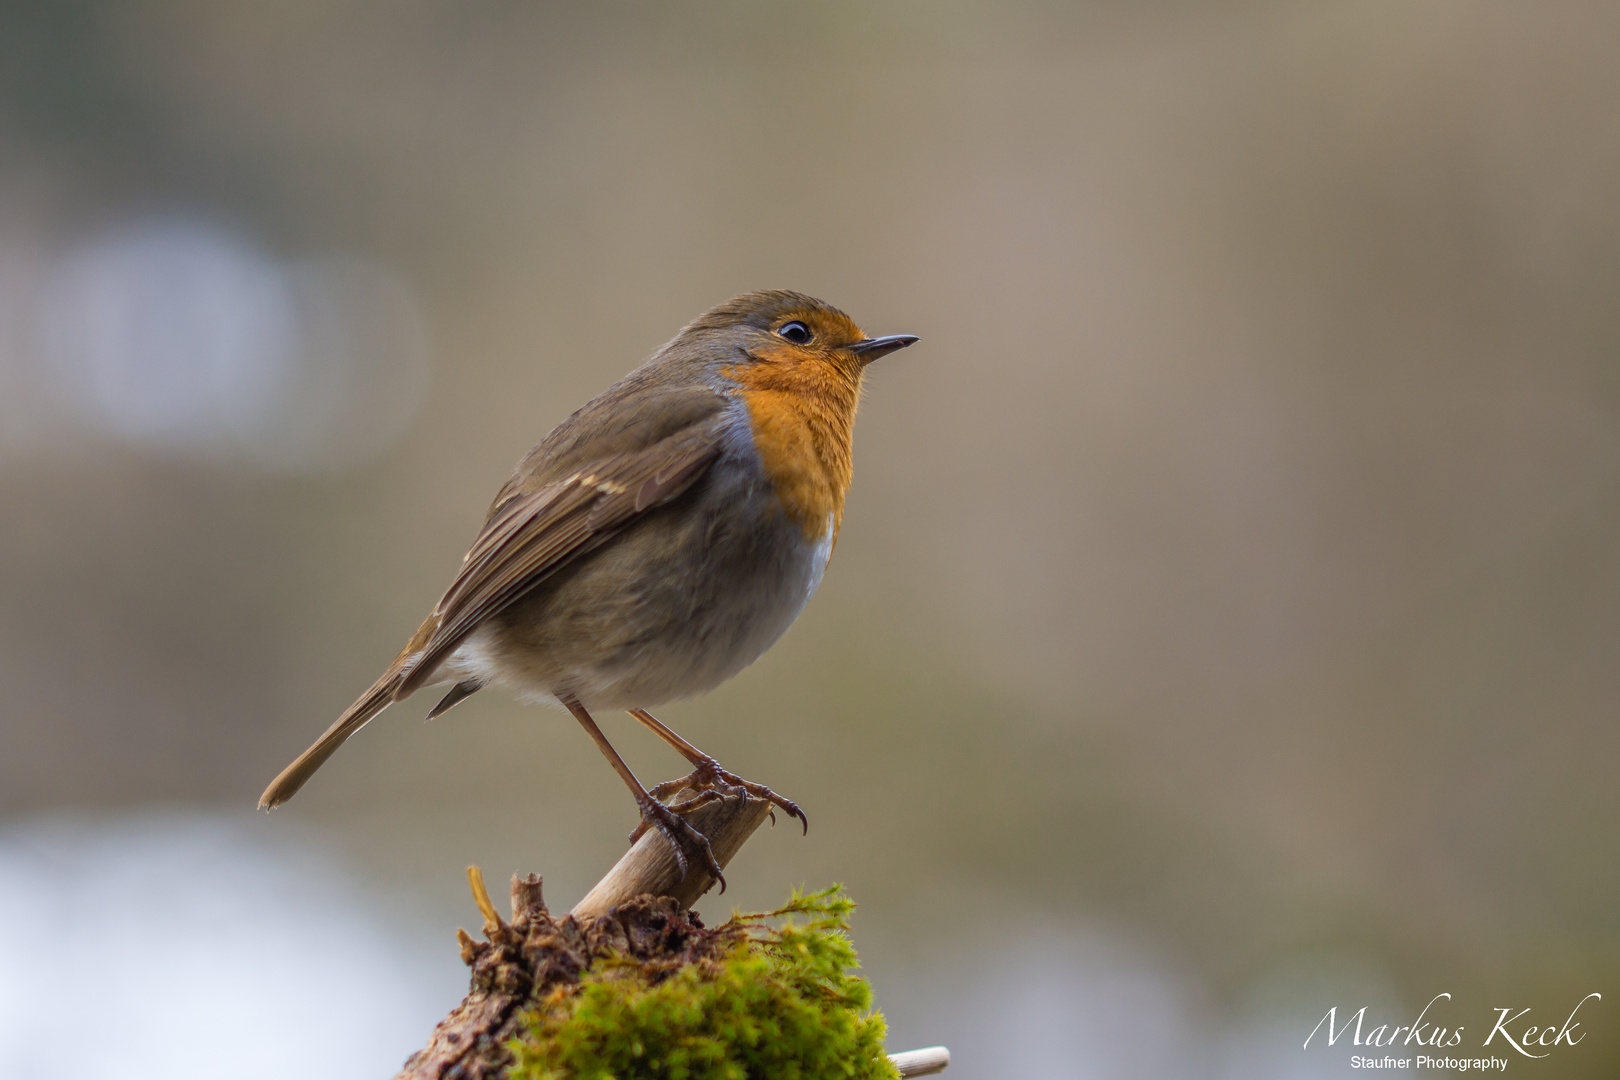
[395,418,724,696]
[260,402,727,811]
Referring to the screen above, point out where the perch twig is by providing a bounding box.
[572,786,771,919]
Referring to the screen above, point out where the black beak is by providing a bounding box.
[847,334,919,362]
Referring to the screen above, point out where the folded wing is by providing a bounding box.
[259,418,726,808]
[400,420,725,695]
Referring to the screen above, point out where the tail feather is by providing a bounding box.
[259,671,401,809]
[426,679,485,720]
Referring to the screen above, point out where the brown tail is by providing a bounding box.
[261,612,445,809]
[259,670,402,809]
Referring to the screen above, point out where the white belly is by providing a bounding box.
[445,501,836,714]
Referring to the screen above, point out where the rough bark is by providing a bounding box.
[396,790,771,1080]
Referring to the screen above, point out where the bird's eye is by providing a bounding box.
[777,321,812,345]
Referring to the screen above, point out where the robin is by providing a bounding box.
[259,290,917,887]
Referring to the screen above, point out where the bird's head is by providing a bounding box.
[683,290,918,381]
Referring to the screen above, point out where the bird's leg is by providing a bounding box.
[627,708,808,835]
[562,697,725,890]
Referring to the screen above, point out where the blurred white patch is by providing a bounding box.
[0,812,461,1080]
[14,219,429,472]
[877,917,1418,1080]
[39,222,295,450]
[978,942,1194,1079]
[880,922,1199,1080]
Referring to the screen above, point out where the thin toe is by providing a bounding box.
[636,795,726,891]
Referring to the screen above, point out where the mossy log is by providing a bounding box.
[394,790,948,1080]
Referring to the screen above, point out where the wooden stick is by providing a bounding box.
[889,1046,951,1077]
[572,788,772,919]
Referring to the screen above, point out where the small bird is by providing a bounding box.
[259,291,916,886]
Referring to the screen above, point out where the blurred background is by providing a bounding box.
[1,2,1616,1077]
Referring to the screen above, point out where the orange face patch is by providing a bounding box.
[723,336,866,543]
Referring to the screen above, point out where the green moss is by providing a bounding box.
[507,886,899,1080]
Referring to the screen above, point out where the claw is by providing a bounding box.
[635,793,726,891]
[645,758,808,836]
[627,788,727,845]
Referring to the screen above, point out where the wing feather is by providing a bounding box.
[397,420,723,695]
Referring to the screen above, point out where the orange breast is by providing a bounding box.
[723,345,863,543]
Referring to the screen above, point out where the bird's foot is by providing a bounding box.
[643,757,809,835]
[632,791,726,891]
